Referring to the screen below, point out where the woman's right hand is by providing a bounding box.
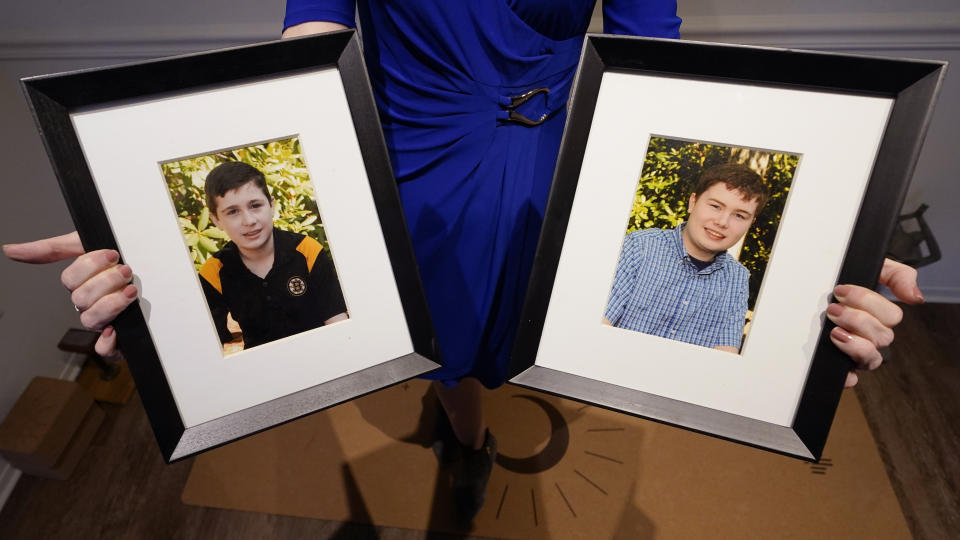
[3,231,136,359]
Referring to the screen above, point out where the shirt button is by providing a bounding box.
[670,329,676,334]
[266,295,272,301]
[262,282,268,287]
[682,300,689,305]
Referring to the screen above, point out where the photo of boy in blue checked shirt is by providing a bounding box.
[603,164,769,353]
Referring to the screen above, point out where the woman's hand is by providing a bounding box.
[4,233,924,384]
[3,231,135,359]
[828,258,923,387]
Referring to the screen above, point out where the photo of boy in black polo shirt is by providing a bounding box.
[195,161,347,352]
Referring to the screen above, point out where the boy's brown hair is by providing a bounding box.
[693,163,770,212]
[203,161,271,214]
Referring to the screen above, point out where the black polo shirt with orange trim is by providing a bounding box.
[198,228,347,349]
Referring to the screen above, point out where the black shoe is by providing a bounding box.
[453,429,498,523]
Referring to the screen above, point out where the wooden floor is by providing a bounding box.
[854,303,960,540]
[1,303,957,540]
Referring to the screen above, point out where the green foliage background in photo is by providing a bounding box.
[161,136,329,271]
[629,136,800,308]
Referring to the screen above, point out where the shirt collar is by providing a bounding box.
[672,223,729,274]
[271,228,296,266]
[216,227,289,274]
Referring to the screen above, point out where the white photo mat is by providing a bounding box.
[71,67,414,428]
[535,72,892,426]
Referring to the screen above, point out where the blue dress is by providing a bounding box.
[284,0,681,387]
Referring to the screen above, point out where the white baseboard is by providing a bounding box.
[0,462,21,514]
[59,352,86,382]
[0,353,86,513]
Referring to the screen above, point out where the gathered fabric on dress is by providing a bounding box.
[284,0,680,387]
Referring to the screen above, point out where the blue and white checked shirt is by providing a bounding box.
[604,225,750,349]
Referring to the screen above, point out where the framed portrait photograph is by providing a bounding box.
[602,136,801,355]
[509,35,946,461]
[21,31,440,462]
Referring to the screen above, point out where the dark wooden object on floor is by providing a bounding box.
[75,360,136,405]
[58,329,118,381]
[59,328,135,405]
[0,303,957,539]
[0,378,104,481]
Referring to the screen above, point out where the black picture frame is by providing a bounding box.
[508,35,946,461]
[21,31,440,463]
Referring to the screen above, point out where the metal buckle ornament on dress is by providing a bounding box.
[503,87,550,126]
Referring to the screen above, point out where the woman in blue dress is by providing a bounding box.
[282,2,683,516]
[4,0,924,522]
[282,1,682,387]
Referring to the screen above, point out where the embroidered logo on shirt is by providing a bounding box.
[287,276,307,297]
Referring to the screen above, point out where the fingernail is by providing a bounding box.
[118,265,133,279]
[834,284,851,299]
[831,326,853,343]
[826,303,844,317]
[102,326,114,337]
[914,286,924,303]
[107,250,120,263]
[123,285,138,299]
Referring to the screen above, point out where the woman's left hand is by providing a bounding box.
[827,258,924,387]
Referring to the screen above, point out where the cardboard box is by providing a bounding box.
[0,377,97,478]
[4,404,104,480]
